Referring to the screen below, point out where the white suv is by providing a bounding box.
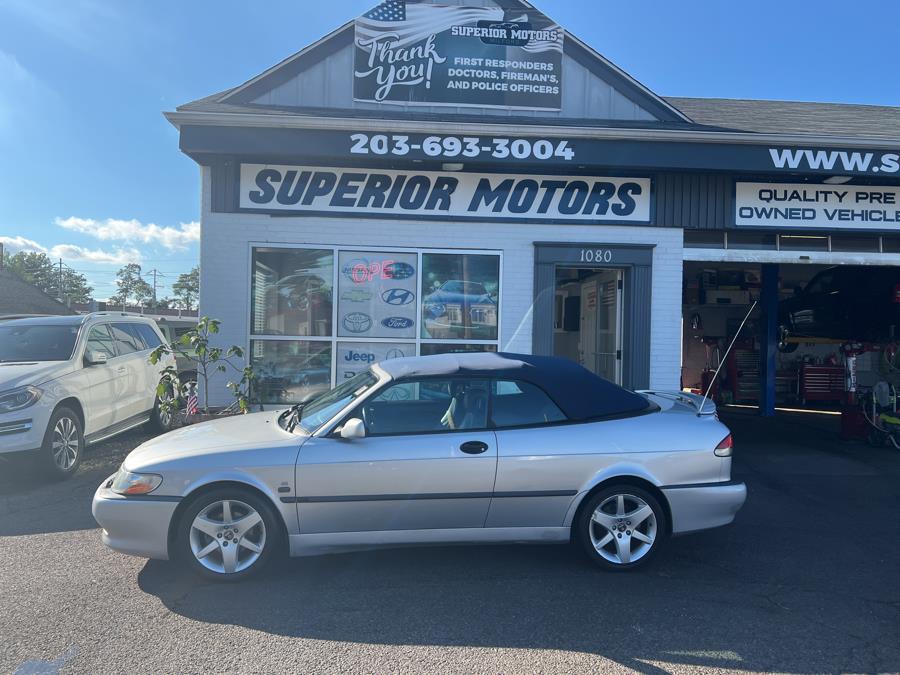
[0,313,177,479]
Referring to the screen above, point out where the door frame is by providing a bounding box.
[533,242,654,391]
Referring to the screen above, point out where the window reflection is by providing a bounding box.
[252,248,333,337]
[250,340,332,405]
[421,254,499,340]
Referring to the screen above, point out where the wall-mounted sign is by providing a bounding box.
[735,182,900,229]
[240,164,651,224]
[354,1,563,110]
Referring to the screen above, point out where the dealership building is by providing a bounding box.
[167,0,900,415]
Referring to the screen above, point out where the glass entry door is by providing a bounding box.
[553,267,624,385]
[579,269,624,383]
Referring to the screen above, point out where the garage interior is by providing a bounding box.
[681,236,900,447]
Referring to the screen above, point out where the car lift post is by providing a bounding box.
[759,264,779,417]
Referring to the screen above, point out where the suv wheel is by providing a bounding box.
[175,487,281,582]
[576,485,667,571]
[40,406,84,480]
[777,324,799,353]
[148,380,177,433]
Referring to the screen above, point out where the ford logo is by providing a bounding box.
[381,317,414,330]
[383,261,415,280]
[342,312,372,334]
[382,288,415,306]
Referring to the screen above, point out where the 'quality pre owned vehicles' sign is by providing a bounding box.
[736,182,900,229]
[240,165,651,223]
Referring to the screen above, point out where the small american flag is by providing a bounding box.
[363,0,405,21]
[186,391,199,415]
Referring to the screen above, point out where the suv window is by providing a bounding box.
[86,325,117,359]
[491,380,566,428]
[134,324,163,349]
[806,272,835,295]
[360,377,489,435]
[109,323,144,354]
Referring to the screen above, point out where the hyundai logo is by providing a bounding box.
[342,312,372,334]
[382,288,415,306]
[381,317,414,330]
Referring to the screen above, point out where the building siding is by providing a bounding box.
[198,167,683,406]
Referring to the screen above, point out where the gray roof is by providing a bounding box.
[666,97,900,141]
[0,269,76,317]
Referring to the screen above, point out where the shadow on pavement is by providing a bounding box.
[0,429,152,537]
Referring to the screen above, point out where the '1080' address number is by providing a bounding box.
[350,134,576,161]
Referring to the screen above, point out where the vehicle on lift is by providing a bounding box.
[0,313,176,479]
[777,266,900,352]
[93,352,746,581]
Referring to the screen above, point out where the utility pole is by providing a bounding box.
[58,258,64,302]
[145,268,165,304]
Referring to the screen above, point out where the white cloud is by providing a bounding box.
[55,217,200,251]
[48,244,142,266]
[0,235,47,254]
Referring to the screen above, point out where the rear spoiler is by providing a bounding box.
[636,390,718,416]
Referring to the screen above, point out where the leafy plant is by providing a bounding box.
[149,317,255,416]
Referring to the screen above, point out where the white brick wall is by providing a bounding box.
[197,166,684,406]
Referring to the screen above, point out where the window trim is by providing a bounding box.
[247,243,503,395]
[85,323,119,360]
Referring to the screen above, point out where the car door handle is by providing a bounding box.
[116,367,127,374]
[459,441,489,455]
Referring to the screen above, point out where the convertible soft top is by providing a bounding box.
[376,352,652,421]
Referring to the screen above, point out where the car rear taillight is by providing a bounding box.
[893,284,900,303]
[714,434,733,457]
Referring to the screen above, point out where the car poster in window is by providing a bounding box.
[422,254,499,340]
[338,251,417,338]
[336,342,412,382]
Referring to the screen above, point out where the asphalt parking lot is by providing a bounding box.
[1,410,899,674]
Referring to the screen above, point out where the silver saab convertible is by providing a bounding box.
[93,352,746,581]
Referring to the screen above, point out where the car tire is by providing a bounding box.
[777,325,799,353]
[576,484,667,571]
[39,406,84,481]
[147,380,177,433]
[175,487,282,582]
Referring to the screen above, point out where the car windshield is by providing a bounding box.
[291,369,379,434]
[443,281,483,295]
[0,325,80,362]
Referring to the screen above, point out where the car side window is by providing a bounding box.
[109,323,143,355]
[134,324,163,349]
[86,325,117,359]
[491,380,566,429]
[806,272,834,295]
[359,377,489,435]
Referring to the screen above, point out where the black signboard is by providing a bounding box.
[353,1,563,110]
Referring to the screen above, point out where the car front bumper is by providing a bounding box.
[0,402,52,454]
[92,476,181,560]
[662,480,747,535]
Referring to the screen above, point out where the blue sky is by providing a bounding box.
[1,0,898,299]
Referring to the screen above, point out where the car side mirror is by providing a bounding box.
[340,418,366,440]
[85,350,108,366]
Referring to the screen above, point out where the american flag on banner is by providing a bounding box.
[186,388,199,415]
[358,1,504,50]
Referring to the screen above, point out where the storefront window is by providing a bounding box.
[248,246,501,401]
[421,253,500,340]
[337,251,417,339]
[250,340,332,405]
[251,248,333,337]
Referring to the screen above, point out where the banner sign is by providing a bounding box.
[354,1,563,110]
[240,164,651,223]
[735,182,900,229]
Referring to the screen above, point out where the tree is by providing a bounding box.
[111,263,153,307]
[4,251,93,303]
[172,266,200,310]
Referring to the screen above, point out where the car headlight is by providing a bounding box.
[0,386,42,413]
[110,468,163,496]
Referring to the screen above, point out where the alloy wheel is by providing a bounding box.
[589,493,658,565]
[52,417,80,471]
[189,500,267,575]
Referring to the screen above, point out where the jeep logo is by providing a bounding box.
[344,351,376,363]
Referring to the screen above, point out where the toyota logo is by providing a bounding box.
[382,288,415,306]
[342,312,372,334]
